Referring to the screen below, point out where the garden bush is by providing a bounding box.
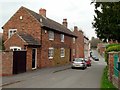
[105,44,120,64]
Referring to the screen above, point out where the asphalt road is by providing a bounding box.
[2,50,107,88]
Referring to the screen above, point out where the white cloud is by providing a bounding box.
[0,0,97,39]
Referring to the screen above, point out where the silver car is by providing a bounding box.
[71,58,87,69]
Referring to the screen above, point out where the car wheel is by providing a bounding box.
[71,67,74,69]
[82,67,85,70]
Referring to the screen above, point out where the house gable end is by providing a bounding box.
[2,6,42,42]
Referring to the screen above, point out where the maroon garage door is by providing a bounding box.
[13,51,26,74]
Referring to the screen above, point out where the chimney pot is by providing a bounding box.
[74,26,78,31]
[62,19,68,27]
[39,8,46,17]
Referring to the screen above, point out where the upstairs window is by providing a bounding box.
[73,37,76,43]
[61,48,65,57]
[61,34,64,42]
[48,47,54,59]
[49,31,54,40]
[8,29,17,38]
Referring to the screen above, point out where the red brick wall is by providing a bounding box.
[40,29,73,68]
[4,33,26,51]
[110,52,120,89]
[3,7,41,43]
[1,51,13,76]
[73,27,84,58]
[26,47,33,71]
[108,52,115,81]
[2,7,42,71]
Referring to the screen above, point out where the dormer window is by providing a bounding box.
[61,34,64,42]
[8,29,17,38]
[40,18,42,22]
[49,31,54,40]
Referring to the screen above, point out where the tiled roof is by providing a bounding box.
[23,7,77,37]
[17,32,41,46]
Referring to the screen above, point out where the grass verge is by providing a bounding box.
[101,66,117,89]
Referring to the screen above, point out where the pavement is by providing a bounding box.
[0,64,71,87]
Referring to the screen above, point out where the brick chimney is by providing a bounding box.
[39,8,46,17]
[62,19,68,27]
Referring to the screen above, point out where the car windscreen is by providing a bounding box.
[74,58,83,62]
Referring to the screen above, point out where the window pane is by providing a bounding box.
[73,37,75,43]
[61,34,64,42]
[8,29,17,38]
[61,48,65,57]
[49,31,54,40]
[48,48,54,59]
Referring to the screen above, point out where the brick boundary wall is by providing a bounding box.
[108,52,120,89]
[0,51,13,76]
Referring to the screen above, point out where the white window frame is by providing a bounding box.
[73,37,76,43]
[73,49,75,56]
[49,31,54,41]
[10,46,21,51]
[61,34,64,42]
[8,29,17,38]
[48,47,54,59]
[61,48,65,58]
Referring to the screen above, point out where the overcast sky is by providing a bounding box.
[0,0,97,39]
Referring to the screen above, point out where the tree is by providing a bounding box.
[92,2,120,42]
[90,37,102,48]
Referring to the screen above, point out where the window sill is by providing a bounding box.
[61,56,65,58]
[49,39,54,41]
[49,57,53,59]
[61,40,64,42]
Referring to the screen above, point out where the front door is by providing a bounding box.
[32,48,37,69]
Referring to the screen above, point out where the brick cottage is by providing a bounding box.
[2,6,77,72]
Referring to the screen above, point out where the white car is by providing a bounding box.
[71,58,87,69]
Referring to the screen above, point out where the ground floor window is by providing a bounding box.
[48,47,54,59]
[61,48,65,57]
[10,46,21,51]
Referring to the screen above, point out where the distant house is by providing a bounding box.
[84,36,90,57]
[73,26,84,58]
[97,43,108,56]
[2,6,77,71]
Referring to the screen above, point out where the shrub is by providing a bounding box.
[105,44,120,64]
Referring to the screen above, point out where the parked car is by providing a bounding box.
[92,55,96,59]
[94,56,99,61]
[85,57,91,66]
[90,51,92,57]
[92,55,99,61]
[71,58,87,69]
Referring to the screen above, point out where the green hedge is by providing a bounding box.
[105,44,120,64]
[106,44,120,49]
[101,66,117,89]
[106,45,120,52]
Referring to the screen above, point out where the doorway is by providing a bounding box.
[32,48,37,69]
